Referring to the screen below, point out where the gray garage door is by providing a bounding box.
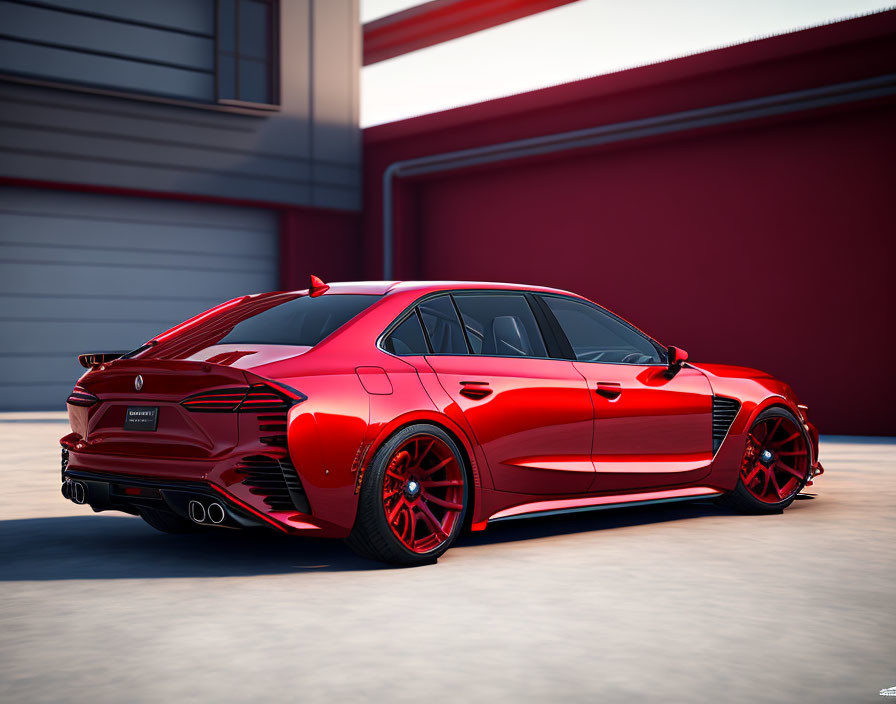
[0,187,278,410]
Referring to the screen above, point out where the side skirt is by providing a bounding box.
[486,487,723,524]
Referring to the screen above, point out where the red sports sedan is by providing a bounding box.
[61,277,823,565]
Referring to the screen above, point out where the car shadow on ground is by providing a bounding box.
[0,500,743,581]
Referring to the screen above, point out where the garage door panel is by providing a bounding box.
[0,320,166,355]
[0,188,279,410]
[0,212,277,259]
[0,262,273,297]
[0,294,222,323]
[0,354,93,405]
[1,242,275,274]
[0,379,75,410]
[0,188,277,231]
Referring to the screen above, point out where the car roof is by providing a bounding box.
[286,280,585,298]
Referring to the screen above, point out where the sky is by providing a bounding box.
[359,0,893,126]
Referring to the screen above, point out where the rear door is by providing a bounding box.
[421,292,595,495]
[538,294,714,492]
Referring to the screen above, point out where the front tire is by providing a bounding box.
[346,424,468,566]
[722,407,812,514]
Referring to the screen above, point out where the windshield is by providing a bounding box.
[139,294,381,360]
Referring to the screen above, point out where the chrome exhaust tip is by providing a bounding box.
[188,500,206,524]
[206,502,226,524]
[71,481,87,505]
[61,480,72,500]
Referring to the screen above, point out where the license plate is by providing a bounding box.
[124,406,158,431]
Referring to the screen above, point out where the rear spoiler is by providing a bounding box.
[78,352,128,369]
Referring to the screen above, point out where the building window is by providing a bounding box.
[217,0,279,107]
[0,0,280,112]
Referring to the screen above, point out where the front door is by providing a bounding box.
[539,294,714,492]
[420,293,595,495]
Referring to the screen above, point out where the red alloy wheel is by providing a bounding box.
[381,435,465,553]
[740,415,809,503]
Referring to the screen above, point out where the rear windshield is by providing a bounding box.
[218,295,379,347]
[140,294,380,360]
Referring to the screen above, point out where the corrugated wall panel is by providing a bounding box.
[28,0,215,34]
[0,187,278,410]
[0,1,214,100]
[0,0,361,211]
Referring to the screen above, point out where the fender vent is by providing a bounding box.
[712,397,741,453]
[258,414,287,447]
[235,454,310,513]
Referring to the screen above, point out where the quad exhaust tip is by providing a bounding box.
[188,500,206,524]
[71,481,87,505]
[188,500,226,525]
[207,502,226,524]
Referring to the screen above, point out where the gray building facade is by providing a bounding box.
[0,0,362,409]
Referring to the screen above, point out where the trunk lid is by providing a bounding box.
[73,359,253,460]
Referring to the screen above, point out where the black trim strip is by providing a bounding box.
[447,294,474,355]
[64,468,209,492]
[528,293,574,360]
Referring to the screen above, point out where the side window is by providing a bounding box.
[542,296,661,364]
[453,294,547,358]
[384,312,428,355]
[419,295,468,354]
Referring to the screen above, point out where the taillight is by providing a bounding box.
[181,387,249,412]
[238,385,292,413]
[181,384,300,413]
[67,386,98,407]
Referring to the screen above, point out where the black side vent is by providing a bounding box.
[279,457,310,513]
[235,454,310,514]
[258,414,287,447]
[712,396,741,453]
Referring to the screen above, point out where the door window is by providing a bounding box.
[383,311,428,355]
[418,295,468,354]
[453,294,547,358]
[542,296,661,364]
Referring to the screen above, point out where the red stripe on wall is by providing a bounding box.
[363,0,579,65]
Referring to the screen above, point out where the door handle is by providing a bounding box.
[595,382,622,400]
[459,381,492,400]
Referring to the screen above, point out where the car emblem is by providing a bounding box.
[135,375,143,392]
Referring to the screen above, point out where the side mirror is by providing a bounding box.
[666,346,689,376]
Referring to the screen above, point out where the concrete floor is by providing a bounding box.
[1,419,893,704]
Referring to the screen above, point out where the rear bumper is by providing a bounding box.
[61,447,349,537]
[63,468,274,530]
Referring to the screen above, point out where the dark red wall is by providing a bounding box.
[280,206,362,289]
[363,11,896,435]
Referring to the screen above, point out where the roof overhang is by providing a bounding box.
[363,0,579,65]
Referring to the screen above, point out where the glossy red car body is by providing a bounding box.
[61,280,823,547]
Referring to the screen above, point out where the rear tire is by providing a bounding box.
[346,424,468,566]
[139,507,200,534]
[721,407,811,514]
